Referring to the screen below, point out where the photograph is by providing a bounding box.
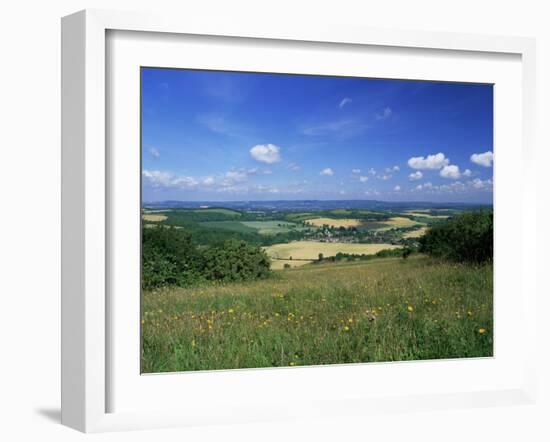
[140,67,494,373]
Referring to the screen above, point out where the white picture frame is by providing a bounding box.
[61,9,537,433]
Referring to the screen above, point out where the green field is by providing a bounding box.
[201,220,306,235]
[192,208,241,217]
[141,256,493,373]
[200,220,258,234]
[285,212,315,222]
[241,220,306,235]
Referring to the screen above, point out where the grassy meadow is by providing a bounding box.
[141,255,493,373]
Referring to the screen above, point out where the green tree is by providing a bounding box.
[419,209,493,263]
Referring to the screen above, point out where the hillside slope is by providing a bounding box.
[142,256,493,373]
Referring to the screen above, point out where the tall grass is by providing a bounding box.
[141,256,492,373]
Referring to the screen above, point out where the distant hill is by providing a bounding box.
[142,199,492,212]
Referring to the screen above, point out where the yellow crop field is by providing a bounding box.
[142,214,167,222]
[404,211,449,219]
[306,218,363,228]
[403,227,428,238]
[264,241,401,261]
[382,217,421,227]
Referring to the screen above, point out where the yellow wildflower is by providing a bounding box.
[407,305,414,312]
[478,328,487,334]
[343,326,350,331]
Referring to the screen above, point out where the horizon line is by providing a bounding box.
[142,198,493,206]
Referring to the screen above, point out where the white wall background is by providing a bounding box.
[0,1,548,440]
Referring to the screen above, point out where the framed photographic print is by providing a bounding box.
[139,67,495,374]
[62,9,537,432]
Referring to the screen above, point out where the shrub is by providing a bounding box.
[202,239,271,282]
[142,226,204,289]
[419,210,493,263]
[142,228,272,288]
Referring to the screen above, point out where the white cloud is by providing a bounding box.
[142,170,198,189]
[377,174,392,180]
[368,168,376,176]
[408,152,449,170]
[451,181,465,190]
[440,164,461,179]
[437,181,466,193]
[463,169,472,177]
[365,190,380,196]
[320,168,334,176]
[359,176,369,183]
[223,170,248,185]
[376,107,392,120]
[255,184,280,194]
[288,162,301,171]
[148,147,160,158]
[408,176,492,196]
[414,182,433,191]
[469,178,493,190]
[352,168,361,174]
[339,97,352,109]
[385,165,400,173]
[470,151,494,167]
[202,176,215,186]
[394,185,401,192]
[249,144,281,164]
[216,182,282,195]
[408,171,423,181]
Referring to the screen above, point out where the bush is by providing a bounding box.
[419,210,493,263]
[142,227,272,289]
[202,240,271,282]
[142,226,204,289]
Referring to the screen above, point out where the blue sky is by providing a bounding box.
[141,68,493,203]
